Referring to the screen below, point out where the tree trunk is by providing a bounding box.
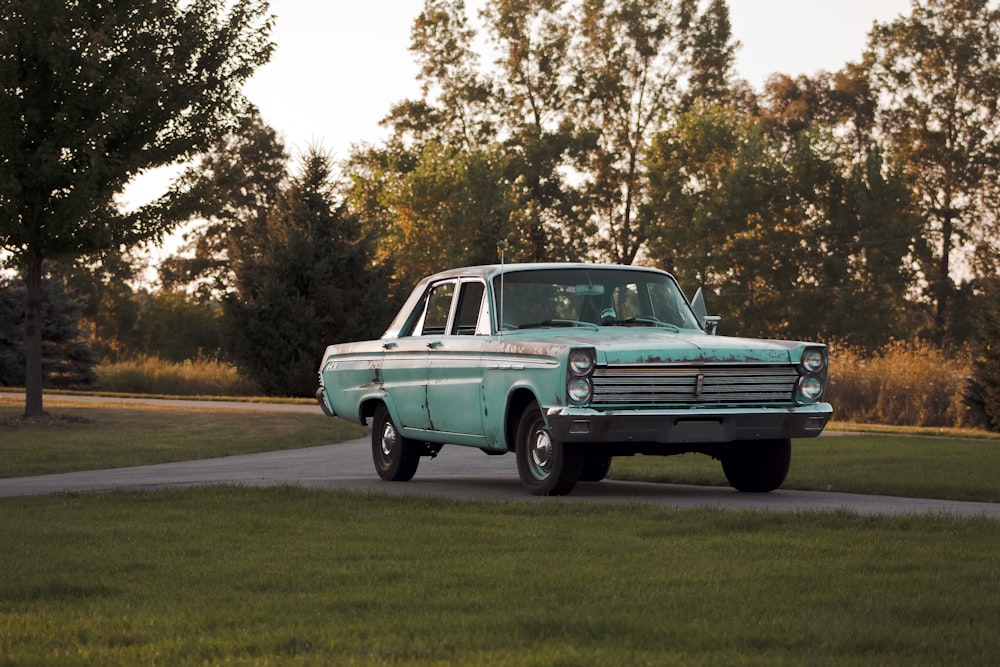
[934,211,954,344]
[23,254,44,417]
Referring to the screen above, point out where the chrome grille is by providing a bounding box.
[591,365,799,405]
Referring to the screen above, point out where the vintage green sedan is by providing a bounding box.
[317,263,832,496]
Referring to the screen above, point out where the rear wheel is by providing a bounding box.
[721,438,791,492]
[515,401,582,496]
[371,404,420,482]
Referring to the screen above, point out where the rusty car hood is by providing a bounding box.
[498,327,803,365]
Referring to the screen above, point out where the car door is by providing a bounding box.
[377,281,460,431]
[424,279,488,443]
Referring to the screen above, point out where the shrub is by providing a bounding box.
[964,279,1000,432]
[95,356,260,397]
[827,340,973,428]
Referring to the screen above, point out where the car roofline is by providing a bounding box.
[421,263,672,284]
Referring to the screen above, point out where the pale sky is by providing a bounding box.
[241,0,914,159]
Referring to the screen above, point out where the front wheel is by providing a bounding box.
[515,401,582,496]
[720,438,791,492]
[371,404,420,482]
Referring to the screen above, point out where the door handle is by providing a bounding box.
[427,341,443,349]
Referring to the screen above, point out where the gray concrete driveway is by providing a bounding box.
[4,433,1000,518]
[1,393,998,518]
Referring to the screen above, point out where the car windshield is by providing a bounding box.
[493,268,702,332]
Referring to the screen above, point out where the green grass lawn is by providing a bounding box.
[2,402,999,664]
[0,404,365,478]
[2,486,998,666]
[611,434,1000,503]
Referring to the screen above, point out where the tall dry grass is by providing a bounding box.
[827,340,974,428]
[95,344,976,427]
[95,356,260,397]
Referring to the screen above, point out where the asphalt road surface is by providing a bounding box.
[1,393,998,519]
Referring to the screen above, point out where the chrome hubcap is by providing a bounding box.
[528,426,553,479]
[380,421,397,457]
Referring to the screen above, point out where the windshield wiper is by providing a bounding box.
[603,317,680,332]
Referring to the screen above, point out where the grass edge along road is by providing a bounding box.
[2,395,1000,503]
[1,486,998,666]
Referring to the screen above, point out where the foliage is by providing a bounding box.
[484,0,581,261]
[94,355,256,397]
[644,100,921,345]
[0,277,96,388]
[132,291,226,363]
[965,277,1000,431]
[1,488,999,665]
[365,142,518,289]
[827,339,974,428]
[51,252,144,361]
[9,0,1000,389]
[866,0,1000,341]
[350,0,739,274]
[572,0,732,263]
[48,255,226,362]
[225,150,395,396]
[0,0,274,415]
[644,103,801,336]
[158,111,289,299]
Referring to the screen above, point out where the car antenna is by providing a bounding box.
[497,239,507,337]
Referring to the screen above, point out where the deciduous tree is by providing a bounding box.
[866,0,1000,342]
[486,0,579,261]
[644,98,920,345]
[159,112,288,299]
[0,0,274,415]
[572,0,733,264]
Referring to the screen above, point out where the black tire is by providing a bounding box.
[371,404,420,482]
[515,401,582,496]
[721,438,791,492]
[580,454,613,482]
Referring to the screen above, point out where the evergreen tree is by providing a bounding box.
[965,277,1000,431]
[225,150,394,396]
[0,277,96,388]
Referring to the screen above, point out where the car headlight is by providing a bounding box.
[801,347,826,374]
[567,348,595,405]
[569,348,595,376]
[567,377,593,404]
[797,375,824,402]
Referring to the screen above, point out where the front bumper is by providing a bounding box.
[545,403,832,445]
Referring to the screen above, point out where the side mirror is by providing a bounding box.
[691,287,721,335]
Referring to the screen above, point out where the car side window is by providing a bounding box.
[418,282,455,336]
[452,281,485,335]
